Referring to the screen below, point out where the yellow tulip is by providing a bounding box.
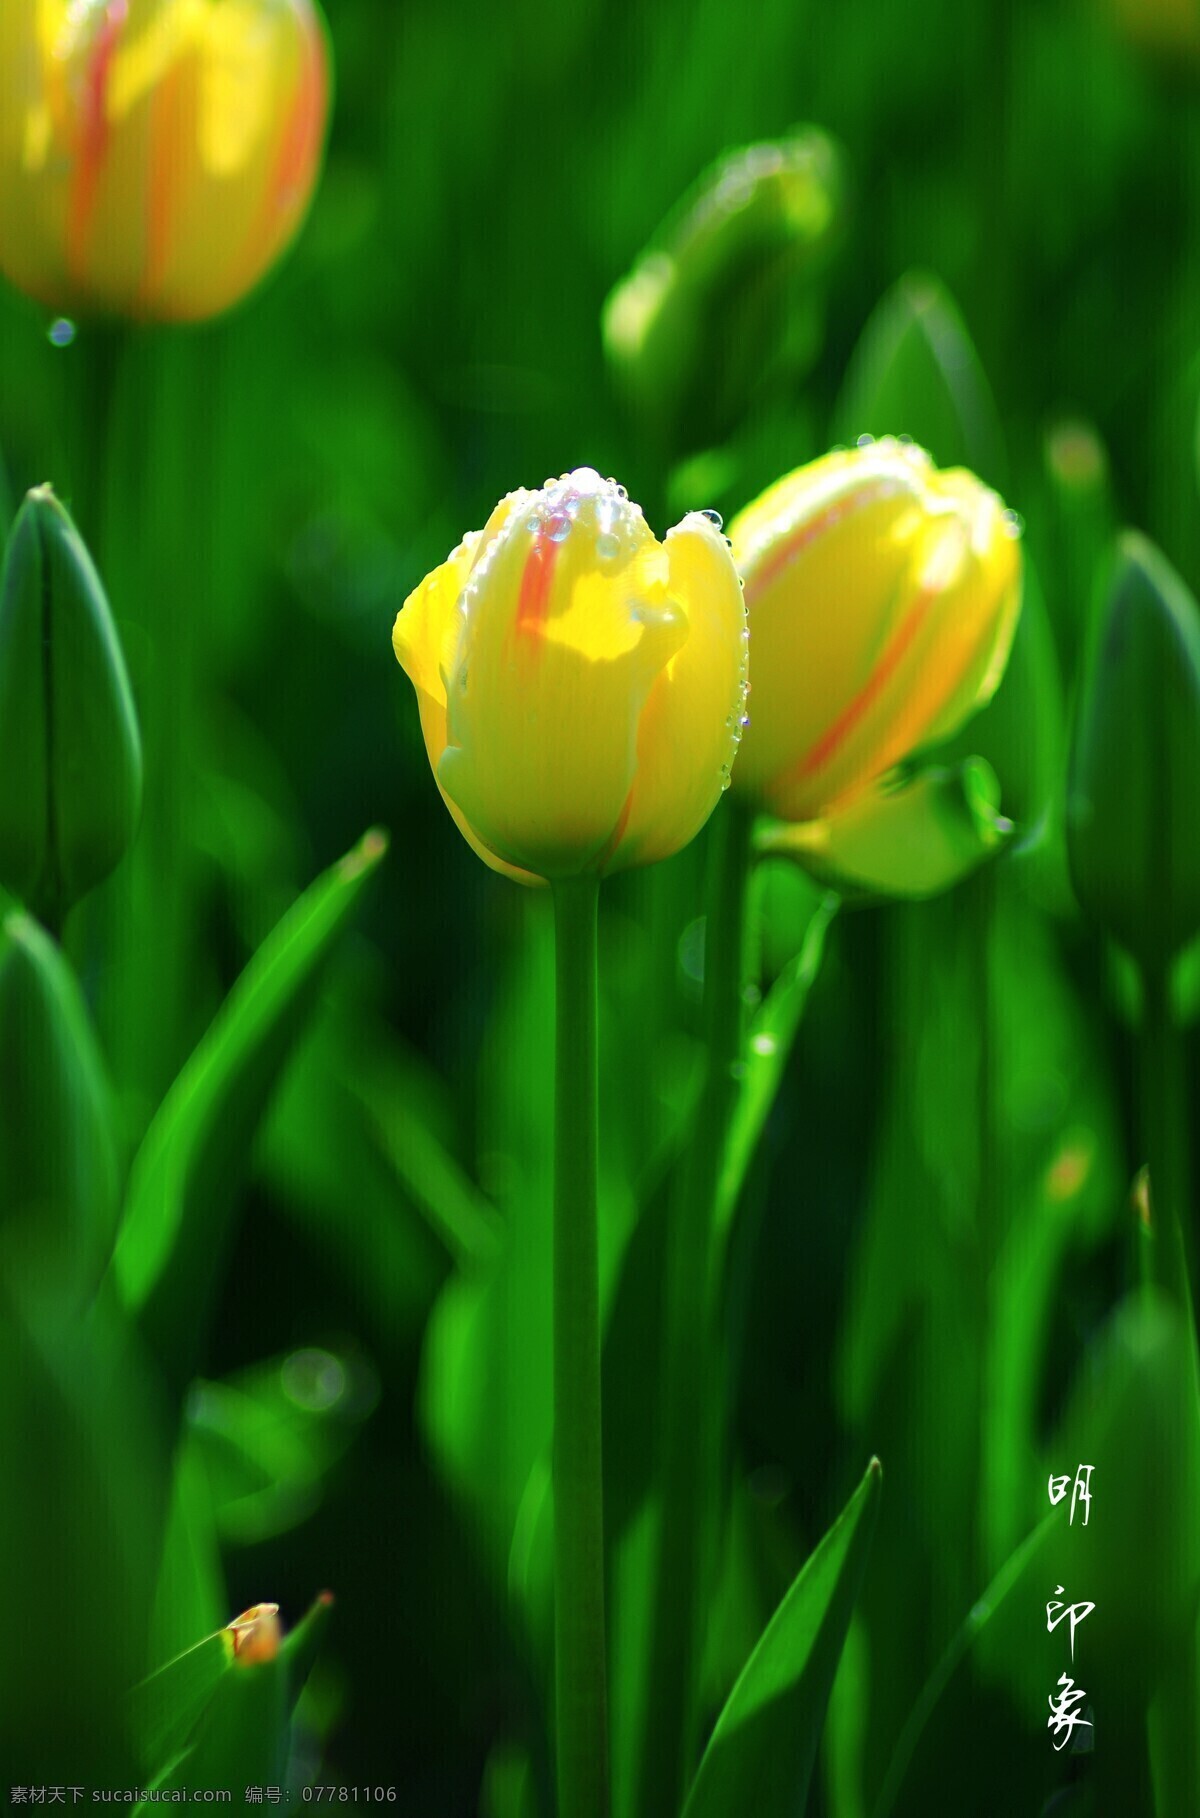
[393,468,748,884]
[0,0,329,323]
[729,438,1022,823]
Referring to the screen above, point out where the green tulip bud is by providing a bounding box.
[0,485,142,927]
[0,912,118,1310]
[1048,1288,1200,1703]
[1067,532,1200,970]
[603,127,845,455]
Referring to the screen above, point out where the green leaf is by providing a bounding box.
[681,1457,881,1818]
[869,1517,1057,1818]
[111,827,388,1381]
[133,1595,333,1796]
[0,486,142,927]
[755,762,1010,905]
[130,1632,232,1782]
[0,911,118,1311]
[187,1344,376,1546]
[717,889,836,1235]
[832,271,1006,487]
[0,1297,167,1782]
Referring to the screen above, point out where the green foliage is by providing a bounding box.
[832,271,1006,488]
[0,912,118,1309]
[0,488,141,928]
[682,1459,881,1818]
[1068,533,1200,971]
[0,0,1199,1800]
[112,828,388,1382]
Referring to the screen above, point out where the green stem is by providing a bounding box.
[1137,966,1193,1312]
[1139,965,1200,1817]
[551,873,609,1818]
[1149,1636,1200,1818]
[635,798,752,1818]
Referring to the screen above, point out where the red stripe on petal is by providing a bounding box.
[767,587,937,807]
[516,534,559,637]
[68,0,129,284]
[746,477,903,601]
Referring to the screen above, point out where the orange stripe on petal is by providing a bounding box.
[237,15,328,300]
[137,61,186,312]
[515,534,559,638]
[746,477,904,600]
[67,0,129,284]
[767,588,937,805]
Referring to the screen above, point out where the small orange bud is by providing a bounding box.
[226,1601,281,1666]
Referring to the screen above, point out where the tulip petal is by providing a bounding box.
[437,491,688,879]
[732,441,1022,822]
[612,514,746,870]
[731,447,933,809]
[393,535,539,888]
[0,0,328,322]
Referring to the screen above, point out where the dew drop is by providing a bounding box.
[699,508,724,529]
[1001,508,1024,539]
[595,532,620,561]
[751,1032,777,1058]
[856,432,875,447]
[545,513,572,543]
[47,317,76,348]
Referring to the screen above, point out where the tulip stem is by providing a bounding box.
[636,798,752,1818]
[1140,966,1200,1816]
[551,872,609,1818]
[1137,966,1194,1313]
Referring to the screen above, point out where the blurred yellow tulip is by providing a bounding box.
[729,438,1022,823]
[0,0,329,323]
[393,468,749,884]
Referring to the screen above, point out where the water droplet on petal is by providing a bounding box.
[545,513,572,543]
[1001,508,1024,539]
[856,432,875,447]
[699,508,724,529]
[595,532,620,561]
[47,317,76,347]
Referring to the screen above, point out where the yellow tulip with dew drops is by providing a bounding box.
[729,438,1022,839]
[0,0,330,323]
[393,468,749,884]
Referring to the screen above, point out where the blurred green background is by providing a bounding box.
[3,0,1200,1810]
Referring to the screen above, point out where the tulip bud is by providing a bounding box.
[393,467,748,883]
[729,438,1023,825]
[0,0,330,324]
[1067,532,1200,969]
[603,128,844,452]
[0,486,142,926]
[0,912,119,1311]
